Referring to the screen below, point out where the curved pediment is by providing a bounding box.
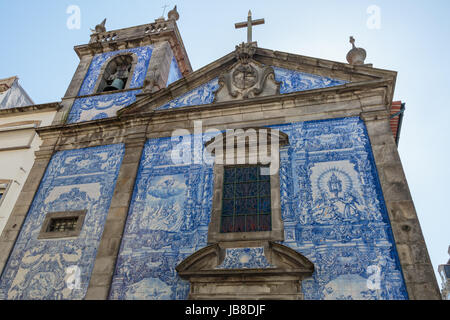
[176,241,314,275]
[176,241,314,300]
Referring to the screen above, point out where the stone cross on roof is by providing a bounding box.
[235,10,265,45]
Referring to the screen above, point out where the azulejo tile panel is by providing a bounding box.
[274,117,408,300]
[78,46,153,96]
[155,66,347,110]
[216,247,275,269]
[156,79,220,111]
[167,55,183,87]
[272,66,348,93]
[67,89,141,124]
[0,144,125,300]
[109,135,214,300]
[110,117,407,300]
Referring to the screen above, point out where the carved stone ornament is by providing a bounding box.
[214,43,280,102]
[176,241,314,300]
[91,18,107,34]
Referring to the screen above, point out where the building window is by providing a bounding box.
[221,165,272,233]
[48,217,79,232]
[0,181,11,207]
[97,54,134,93]
[205,127,289,244]
[38,211,86,239]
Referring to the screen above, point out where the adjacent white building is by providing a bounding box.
[0,76,59,234]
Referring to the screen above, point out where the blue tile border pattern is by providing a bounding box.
[0,144,125,300]
[67,89,141,123]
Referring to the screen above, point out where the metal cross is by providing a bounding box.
[235,10,265,44]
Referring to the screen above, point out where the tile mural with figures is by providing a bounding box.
[110,117,408,300]
[0,144,125,300]
[109,134,215,300]
[155,67,347,111]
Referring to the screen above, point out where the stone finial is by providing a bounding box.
[346,36,367,65]
[91,18,107,34]
[168,5,179,21]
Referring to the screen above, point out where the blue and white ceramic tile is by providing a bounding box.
[167,55,183,86]
[78,46,153,96]
[109,135,214,300]
[156,78,219,111]
[67,89,141,123]
[274,117,408,300]
[155,67,347,111]
[272,66,348,94]
[216,247,275,269]
[109,117,407,300]
[0,144,125,300]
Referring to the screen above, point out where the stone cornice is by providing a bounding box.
[127,77,393,119]
[74,20,192,76]
[0,102,61,117]
[35,80,391,153]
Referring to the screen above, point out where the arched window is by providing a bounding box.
[97,55,134,93]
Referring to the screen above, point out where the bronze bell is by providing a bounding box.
[103,78,125,92]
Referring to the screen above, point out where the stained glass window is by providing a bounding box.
[221,165,272,233]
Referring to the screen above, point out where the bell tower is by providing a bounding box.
[53,6,192,125]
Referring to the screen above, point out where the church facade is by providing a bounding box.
[0,8,441,300]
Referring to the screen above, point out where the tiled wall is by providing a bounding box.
[67,46,153,123]
[167,55,183,86]
[110,117,408,300]
[0,144,124,300]
[155,67,347,110]
[276,118,408,300]
[109,136,214,300]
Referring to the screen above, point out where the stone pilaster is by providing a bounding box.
[143,41,174,93]
[84,126,147,300]
[0,131,59,276]
[362,111,441,300]
[52,55,94,126]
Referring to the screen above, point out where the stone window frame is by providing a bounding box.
[0,180,12,208]
[38,210,87,240]
[206,127,289,244]
[93,52,139,94]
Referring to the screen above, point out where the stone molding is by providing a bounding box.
[176,241,314,300]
